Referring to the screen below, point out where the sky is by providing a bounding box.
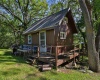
[46,0,58,5]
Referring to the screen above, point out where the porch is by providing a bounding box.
[26,44,80,70]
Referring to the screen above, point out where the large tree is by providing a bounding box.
[79,0,100,72]
[0,0,48,45]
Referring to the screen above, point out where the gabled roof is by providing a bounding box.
[23,8,69,34]
[23,8,77,34]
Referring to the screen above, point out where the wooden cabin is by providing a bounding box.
[23,8,79,68]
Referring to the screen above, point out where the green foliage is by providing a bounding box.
[93,0,100,33]
[0,0,48,29]
[0,0,48,48]
[0,23,14,48]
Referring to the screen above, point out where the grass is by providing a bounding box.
[0,49,100,80]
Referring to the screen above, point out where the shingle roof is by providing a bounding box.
[23,8,70,34]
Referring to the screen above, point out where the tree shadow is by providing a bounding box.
[25,73,48,80]
[1,68,21,76]
[0,50,26,64]
[39,77,47,80]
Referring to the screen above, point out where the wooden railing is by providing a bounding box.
[36,44,80,69]
[20,44,80,69]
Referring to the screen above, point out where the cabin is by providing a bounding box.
[23,8,79,69]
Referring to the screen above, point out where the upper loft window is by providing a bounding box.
[63,17,68,25]
[60,32,66,39]
[59,17,68,25]
[28,34,32,44]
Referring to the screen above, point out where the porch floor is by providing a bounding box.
[27,51,79,68]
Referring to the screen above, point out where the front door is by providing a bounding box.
[39,31,46,52]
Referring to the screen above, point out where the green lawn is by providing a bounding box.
[0,49,100,80]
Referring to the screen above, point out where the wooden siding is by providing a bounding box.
[46,29,54,45]
[66,10,77,33]
[54,20,74,54]
[55,24,73,46]
[24,35,28,44]
[32,32,39,45]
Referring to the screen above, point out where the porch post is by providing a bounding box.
[73,45,76,67]
[55,46,58,70]
[37,46,40,58]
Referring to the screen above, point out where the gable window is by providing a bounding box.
[28,34,32,44]
[60,32,66,39]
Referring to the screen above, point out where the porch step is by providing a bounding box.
[39,64,52,72]
[28,56,35,59]
[26,58,36,65]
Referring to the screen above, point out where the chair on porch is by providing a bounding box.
[27,45,32,56]
[46,46,53,56]
[22,45,28,50]
[32,46,38,55]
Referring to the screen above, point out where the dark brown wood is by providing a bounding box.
[37,46,40,58]
[46,29,55,45]
[24,35,28,44]
[72,46,77,66]
[66,10,77,33]
[54,22,73,46]
[32,32,39,45]
[29,45,80,67]
[55,46,58,69]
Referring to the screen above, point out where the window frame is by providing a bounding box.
[28,34,32,44]
[60,32,66,39]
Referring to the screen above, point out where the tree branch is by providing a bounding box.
[0,4,23,23]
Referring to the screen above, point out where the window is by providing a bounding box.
[28,34,32,44]
[60,32,66,39]
[40,32,46,46]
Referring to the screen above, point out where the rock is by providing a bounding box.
[87,70,94,73]
[79,69,86,73]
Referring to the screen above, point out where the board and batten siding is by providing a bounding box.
[24,35,28,44]
[32,32,39,45]
[54,15,74,46]
[54,20,74,54]
[46,29,55,46]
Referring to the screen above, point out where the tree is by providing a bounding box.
[93,0,100,52]
[0,0,48,46]
[79,0,100,72]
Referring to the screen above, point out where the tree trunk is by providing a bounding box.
[79,0,100,72]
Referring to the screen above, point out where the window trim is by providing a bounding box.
[28,34,32,44]
[60,32,66,39]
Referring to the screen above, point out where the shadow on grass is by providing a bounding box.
[48,70,58,75]
[39,77,47,80]
[0,50,26,64]
[1,68,21,76]
[25,73,48,80]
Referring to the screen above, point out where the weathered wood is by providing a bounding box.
[55,46,58,70]
[27,44,80,70]
[73,46,76,66]
[37,46,40,58]
[41,67,52,71]
[26,58,36,65]
[42,64,50,67]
